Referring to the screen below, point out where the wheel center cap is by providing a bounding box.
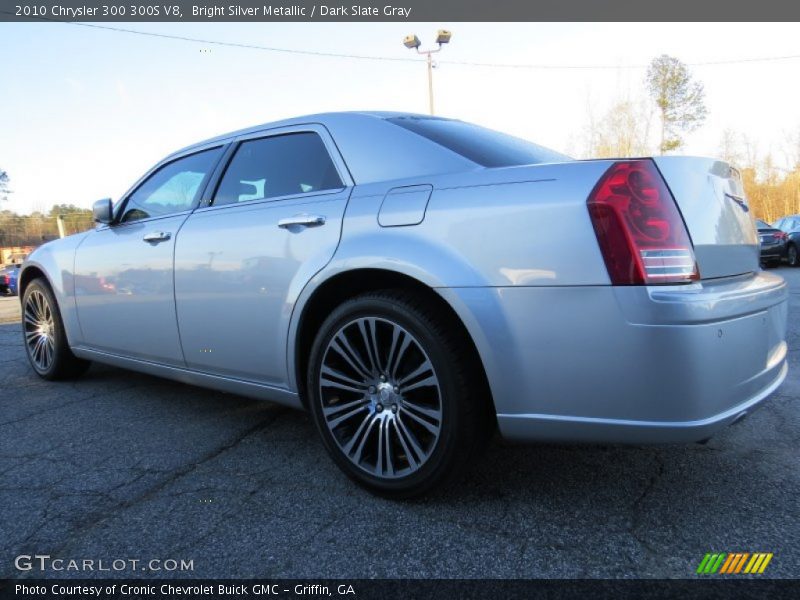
[377,382,394,402]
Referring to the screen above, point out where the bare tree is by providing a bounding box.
[582,97,654,158]
[718,129,744,167]
[783,126,800,171]
[646,55,707,154]
[717,129,800,222]
[0,169,10,202]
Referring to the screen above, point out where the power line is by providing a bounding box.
[445,53,800,69]
[60,20,800,70]
[1,12,421,62]
[67,21,420,63]
[5,12,800,69]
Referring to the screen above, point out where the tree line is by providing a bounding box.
[581,55,798,223]
[0,205,94,247]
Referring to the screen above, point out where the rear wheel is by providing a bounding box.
[307,291,489,498]
[22,279,90,380]
[788,245,799,267]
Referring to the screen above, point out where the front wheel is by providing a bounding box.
[22,279,91,380]
[307,291,489,498]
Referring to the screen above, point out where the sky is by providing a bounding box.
[2,21,800,214]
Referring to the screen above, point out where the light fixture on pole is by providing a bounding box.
[403,29,452,115]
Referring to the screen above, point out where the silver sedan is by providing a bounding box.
[19,112,788,497]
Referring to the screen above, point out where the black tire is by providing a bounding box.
[21,278,91,380]
[307,290,490,498]
[788,245,799,267]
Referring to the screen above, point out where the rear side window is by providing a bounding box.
[213,132,342,206]
[387,116,571,168]
[121,148,222,223]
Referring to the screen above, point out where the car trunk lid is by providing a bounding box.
[652,156,759,280]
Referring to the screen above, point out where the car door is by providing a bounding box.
[73,146,224,365]
[174,125,352,387]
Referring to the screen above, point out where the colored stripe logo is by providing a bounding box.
[696,552,773,574]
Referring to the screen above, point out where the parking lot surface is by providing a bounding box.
[0,296,20,324]
[1,269,798,579]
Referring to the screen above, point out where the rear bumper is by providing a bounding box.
[439,271,789,444]
[760,243,786,260]
[497,360,785,443]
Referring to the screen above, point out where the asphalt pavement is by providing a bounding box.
[0,296,20,324]
[1,269,798,579]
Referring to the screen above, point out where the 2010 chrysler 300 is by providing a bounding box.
[19,112,788,497]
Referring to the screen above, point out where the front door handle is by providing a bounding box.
[143,231,172,243]
[278,214,326,229]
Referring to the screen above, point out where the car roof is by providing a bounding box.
[166,111,480,184]
[172,111,416,148]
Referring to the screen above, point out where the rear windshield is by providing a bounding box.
[756,220,770,229]
[387,116,572,168]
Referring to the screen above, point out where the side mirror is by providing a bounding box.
[92,198,113,224]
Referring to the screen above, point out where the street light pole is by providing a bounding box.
[403,30,452,116]
[426,51,434,115]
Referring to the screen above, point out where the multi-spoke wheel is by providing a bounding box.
[308,291,490,498]
[319,317,442,479]
[21,278,90,380]
[24,289,56,372]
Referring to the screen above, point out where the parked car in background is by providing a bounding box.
[0,267,9,295]
[0,264,21,295]
[8,264,20,295]
[756,219,788,266]
[17,112,789,497]
[773,215,800,266]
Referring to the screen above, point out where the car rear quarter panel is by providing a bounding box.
[330,159,616,287]
[289,159,615,392]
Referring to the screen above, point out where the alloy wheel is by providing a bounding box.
[24,289,56,371]
[318,317,442,479]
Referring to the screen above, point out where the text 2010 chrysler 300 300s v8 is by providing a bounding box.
[19,112,788,497]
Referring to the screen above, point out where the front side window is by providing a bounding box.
[213,132,342,207]
[121,148,222,223]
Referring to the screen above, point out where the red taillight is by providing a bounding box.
[587,160,700,285]
[774,232,788,240]
[1,275,8,285]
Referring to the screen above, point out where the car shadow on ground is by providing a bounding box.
[76,359,794,510]
[4,328,797,578]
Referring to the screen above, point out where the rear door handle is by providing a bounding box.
[143,231,172,243]
[278,214,326,229]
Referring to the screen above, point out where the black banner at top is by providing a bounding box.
[3,0,800,22]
